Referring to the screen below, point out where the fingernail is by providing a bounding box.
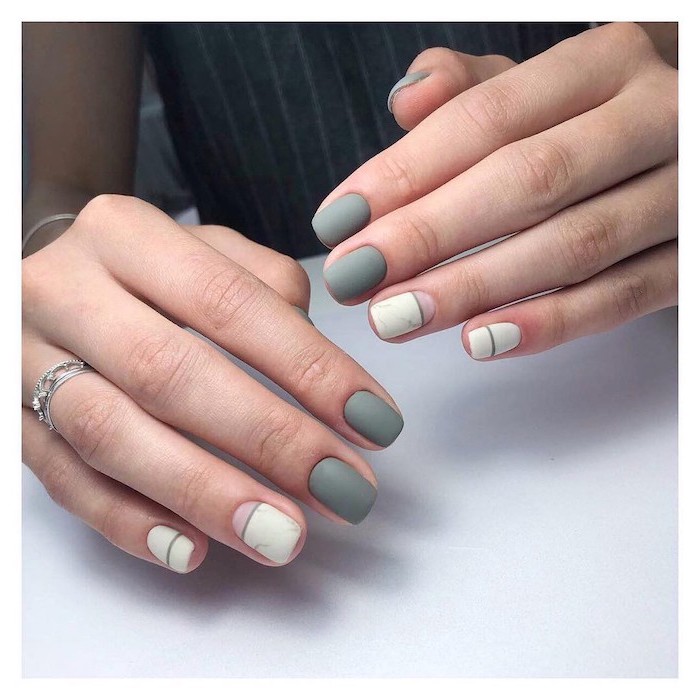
[324,246,387,302]
[344,390,404,447]
[468,322,522,359]
[387,71,431,113]
[293,306,314,326]
[370,291,435,339]
[308,457,377,524]
[147,525,195,573]
[312,193,371,248]
[233,502,302,564]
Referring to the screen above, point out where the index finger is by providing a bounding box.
[76,195,404,450]
[311,23,657,248]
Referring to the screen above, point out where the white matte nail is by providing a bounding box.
[468,322,521,359]
[147,525,195,573]
[370,292,428,339]
[234,502,302,564]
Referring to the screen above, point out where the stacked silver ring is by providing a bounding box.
[32,359,95,431]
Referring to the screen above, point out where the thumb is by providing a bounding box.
[387,47,516,131]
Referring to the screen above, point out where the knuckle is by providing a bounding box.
[394,211,441,267]
[375,152,421,202]
[196,260,260,330]
[457,79,521,138]
[270,254,311,303]
[125,334,205,411]
[76,194,136,229]
[288,342,339,395]
[557,208,618,281]
[603,22,655,56]
[610,271,650,323]
[66,387,127,464]
[249,407,304,473]
[505,138,574,208]
[175,464,212,515]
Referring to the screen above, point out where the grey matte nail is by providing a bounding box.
[324,246,387,302]
[344,391,404,447]
[387,71,431,113]
[308,457,377,524]
[312,193,371,248]
[293,306,314,326]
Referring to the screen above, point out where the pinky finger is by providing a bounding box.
[22,408,209,573]
[463,241,678,360]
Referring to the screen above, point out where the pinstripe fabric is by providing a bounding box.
[144,22,589,258]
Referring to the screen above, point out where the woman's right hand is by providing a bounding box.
[22,195,404,573]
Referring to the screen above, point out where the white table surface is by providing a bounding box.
[22,255,678,677]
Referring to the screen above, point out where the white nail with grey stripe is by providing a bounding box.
[147,525,195,573]
[370,292,425,339]
[468,323,522,359]
[237,503,302,564]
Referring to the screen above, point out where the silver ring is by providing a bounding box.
[32,359,96,431]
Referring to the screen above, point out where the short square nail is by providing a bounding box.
[370,291,435,339]
[324,246,387,302]
[344,390,404,447]
[312,193,371,247]
[387,71,431,113]
[147,525,195,573]
[233,502,302,564]
[308,457,377,524]
[468,322,522,359]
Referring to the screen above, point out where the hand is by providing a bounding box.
[313,23,677,360]
[23,196,404,573]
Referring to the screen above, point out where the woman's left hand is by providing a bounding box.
[313,22,677,360]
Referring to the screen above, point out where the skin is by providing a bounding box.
[319,22,678,359]
[22,24,401,572]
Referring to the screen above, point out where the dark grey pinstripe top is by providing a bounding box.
[144,22,588,258]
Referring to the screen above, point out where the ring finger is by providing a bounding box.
[23,341,310,566]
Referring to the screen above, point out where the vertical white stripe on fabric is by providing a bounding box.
[380,23,402,78]
[293,22,337,187]
[193,25,274,234]
[322,25,365,166]
[257,24,316,216]
[348,24,390,147]
[224,24,295,251]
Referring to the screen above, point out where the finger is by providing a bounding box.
[25,275,381,524]
[324,65,677,304]
[186,225,311,312]
[461,240,677,359]
[367,162,677,340]
[62,195,404,450]
[312,22,660,248]
[23,344,312,565]
[387,48,516,130]
[23,407,208,574]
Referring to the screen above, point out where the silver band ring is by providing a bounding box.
[32,359,96,431]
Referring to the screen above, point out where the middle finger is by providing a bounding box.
[322,67,677,304]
